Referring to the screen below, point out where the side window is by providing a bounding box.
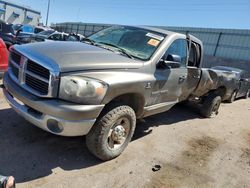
[49,34,62,41]
[34,28,44,34]
[164,39,188,66]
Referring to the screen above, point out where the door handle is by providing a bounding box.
[179,75,187,79]
[193,75,200,79]
[179,75,187,82]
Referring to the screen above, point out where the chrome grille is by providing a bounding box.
[10,52,21,66]
[9,61,19,78]
[27,60,50,80]
[8,50,59,97]
[25,74,49,95]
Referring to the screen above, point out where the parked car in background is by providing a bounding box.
[211,66,250,102]
[46,32,85,42]
[32,32,85,42]
[31,29,55,42]
[0,20,16,48]
[34,26,51,34]
[67,33,85,41]
[0,38,8,78]
[16,25,52,44]
[45,32,68,41]
[12,24,23,34]
[15,25,35,44]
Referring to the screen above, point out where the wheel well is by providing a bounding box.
[104,93,145,118]
[212,86,227,99]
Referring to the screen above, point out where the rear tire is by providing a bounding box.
[86,105,136,161]
[200,94,221,118]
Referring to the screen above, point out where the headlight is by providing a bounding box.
[59,76,108,104]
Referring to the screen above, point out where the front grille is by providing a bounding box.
[10,52,21,65]
[27,60,50,80]
[25,74,49,95]
[8,50,55,97]
[9,62,18,78]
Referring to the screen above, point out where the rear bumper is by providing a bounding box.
[3,73,105,136]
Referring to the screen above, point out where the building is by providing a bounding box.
[0,0,40,26]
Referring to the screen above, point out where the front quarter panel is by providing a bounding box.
[64,70,155,106]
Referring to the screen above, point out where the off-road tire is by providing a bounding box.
[200,94,221,118]
[245,90,250,99]
[228,90,237,103]
[86,105,136,161]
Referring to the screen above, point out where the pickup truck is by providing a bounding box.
[2,26,233,160]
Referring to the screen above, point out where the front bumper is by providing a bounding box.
[3,73,105,136]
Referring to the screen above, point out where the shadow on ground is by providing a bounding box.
[0,104,201,183]
[133,104,202,140]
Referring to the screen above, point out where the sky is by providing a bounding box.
[10,0,250,29]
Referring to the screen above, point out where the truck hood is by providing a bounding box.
[13,41,143,72]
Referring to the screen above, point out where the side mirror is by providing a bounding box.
[166,54,181,63]
[158,54,182,69]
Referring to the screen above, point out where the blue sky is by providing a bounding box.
[11,0,250,29]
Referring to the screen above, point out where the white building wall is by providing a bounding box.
[5,5,25,24]
[24,11,40,26]
[0,1,40,26]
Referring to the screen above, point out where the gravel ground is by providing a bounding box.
[0,87,250,188]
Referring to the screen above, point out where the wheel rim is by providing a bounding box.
[211,101,220,117]
[107,117,131,150]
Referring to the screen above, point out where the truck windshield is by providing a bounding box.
[88,26,166,61]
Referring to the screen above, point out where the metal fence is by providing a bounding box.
[161,26,250,62]
[51,22,250,62]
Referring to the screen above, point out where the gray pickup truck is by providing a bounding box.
[2,26,233,160]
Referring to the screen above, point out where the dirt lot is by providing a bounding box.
[0,88,250,188]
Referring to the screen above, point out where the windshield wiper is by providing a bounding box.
[81,38,96,45]
[98,42,134,59]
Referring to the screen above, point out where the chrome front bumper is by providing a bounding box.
[3,73,105,136]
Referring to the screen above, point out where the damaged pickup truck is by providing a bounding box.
[2,26,234,160]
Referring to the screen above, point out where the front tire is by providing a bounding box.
[228,90,237,103]
[200,94,222,118]
[86,105,136,161]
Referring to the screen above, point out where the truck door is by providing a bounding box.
[149,39,188,106]
[179,42,202,101]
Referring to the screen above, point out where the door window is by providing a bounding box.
[163,39,188,66]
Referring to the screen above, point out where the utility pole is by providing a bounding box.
[46,0,51,26]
